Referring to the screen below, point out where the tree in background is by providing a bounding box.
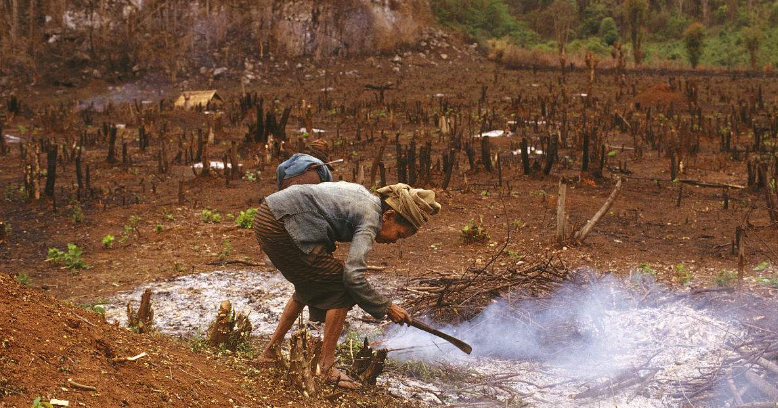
[599,17,619,46]
[623,0,649,66]
[742,26,763,70]
[547,0,579,63]
[682,22,705,69]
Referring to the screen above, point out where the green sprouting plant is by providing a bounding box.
[119,225,131,243]
[31,397,54,408]
[129,215,141,226]
[714,270,737,287]
[480,190,490,196]
[512,220,525,229]
[758,275,778,289]
[71,202,84,223]
[753,261,770,271]
[201,209,222,223]
[162,207,174,221]
[47,244,88,270]
[638,263,658,276]
[235,208,258,229]
[675,263,693,286]
[102,234,115,248]
[242,171,260,182]
[155,224,163,233]
[78,300,107,315]
[218,240,233,262]
[461,219,489,244]
[15,272,31,286]
[504,249,523,261]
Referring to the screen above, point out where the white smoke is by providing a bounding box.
[381,271,746,406]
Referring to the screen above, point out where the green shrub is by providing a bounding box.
[102,234,115,248]
[461,219,489,244]
[599,17,619,46]
[71,202,84,224]
[235,208,258,229]
[683,22,705,69]
[201,209,222,223]
[47,244,88,270]
[15,272,31,286]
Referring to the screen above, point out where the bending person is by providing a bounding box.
[254,182,441,388]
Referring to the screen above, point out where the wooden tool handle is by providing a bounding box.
[409,319,473,355]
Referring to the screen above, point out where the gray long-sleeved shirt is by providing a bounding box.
[264,181,391,318]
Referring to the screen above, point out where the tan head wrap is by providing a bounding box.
[305,139,330,162]
[376,183,441,230]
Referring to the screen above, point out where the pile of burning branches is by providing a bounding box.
[404,253,569,322]
[678,329,778,408]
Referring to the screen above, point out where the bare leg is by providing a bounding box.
[260,296,305,361]
[319,307,348,372]
[319,307,361,389]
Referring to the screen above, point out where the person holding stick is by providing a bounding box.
[254,182,441,388]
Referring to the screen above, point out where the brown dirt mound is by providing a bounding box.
[0,273,414,408]
[632,82,688,108]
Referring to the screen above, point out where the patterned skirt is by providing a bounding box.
[253,202,354,321]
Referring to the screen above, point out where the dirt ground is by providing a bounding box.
[2,40,778,407]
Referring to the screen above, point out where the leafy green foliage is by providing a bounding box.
[675,263,693,286]
[102,234,115,248]
[31,397,54,408]
[15,272,31,286]
[599,17,619,45]
[71,202,84,223]
[47,244,88,270]
[461,219,490,244]
[201,209,222,223]
[431,0,540,46]
[235,208,258,229]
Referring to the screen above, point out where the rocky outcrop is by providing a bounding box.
[267,0,431,58]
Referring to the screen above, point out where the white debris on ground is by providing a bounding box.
[475,130,509,138]
[297,127,326,134]
[3,134,22,143]
[191,161,239,170]
[104,270,749,407]
[104,270,296,336]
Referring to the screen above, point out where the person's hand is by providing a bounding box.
[387,303,411,325]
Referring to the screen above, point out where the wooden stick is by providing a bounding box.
[67,378,97,391]
[112,352,148,363]
[574,177,623,243]
[556,178,567,244]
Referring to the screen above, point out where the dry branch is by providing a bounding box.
[574,177,623,243]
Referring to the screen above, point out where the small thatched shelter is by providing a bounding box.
[174,90,223,111]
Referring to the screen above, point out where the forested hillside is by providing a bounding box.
[432,0,778,69]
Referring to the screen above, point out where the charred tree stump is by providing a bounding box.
[195,129,204,163]
[206,300,252,351]
[126,289,154,333]
[442,150,456,191]
[582,130,590,172]
[351,337,388,386]
[75,146,83,200]
[106,124,117,164]
[199,142,210,178]
[465,144,476,171]
[44,144,58,198]
[543,136,556,176]
[379,162,387,187]
[157,140,169,174]
[407,139,417,185]
[0,123,6,156]
[395,143,407,183]
[121,142,128,166]
[556,178,567,244]
[480,137,493,173]
[521,138,531,175]
[85,164,92,199]
[369,141,387,187]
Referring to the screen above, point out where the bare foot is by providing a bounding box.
[255,353,275,365]
[326,368,362,390]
